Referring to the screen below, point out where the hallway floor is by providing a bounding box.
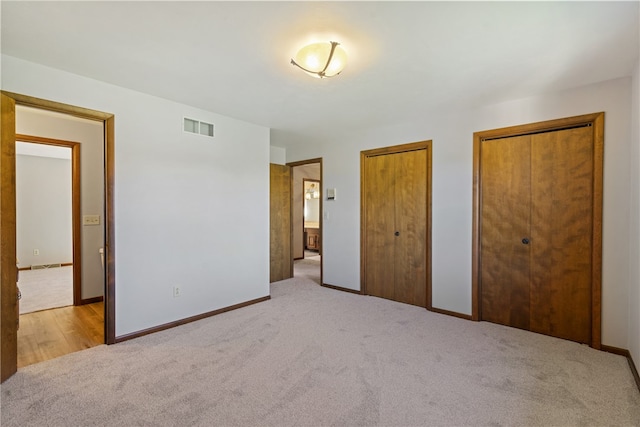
[17,302,104,368]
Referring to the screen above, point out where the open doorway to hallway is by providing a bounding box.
[288,160,322,285]
[16,142,74,314]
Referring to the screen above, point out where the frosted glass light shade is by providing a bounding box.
[291,41,347,78]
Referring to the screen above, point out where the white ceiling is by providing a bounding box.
[2,1,638,148]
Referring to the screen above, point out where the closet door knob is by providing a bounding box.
[394,231,400,236]
[522,238,530,244]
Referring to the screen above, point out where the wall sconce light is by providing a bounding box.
[291,41,347,78]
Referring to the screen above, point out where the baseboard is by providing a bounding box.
[601,345,640,392]
[428,306,473,321]
[322,283,362,295]
[79,296,103,305]
[114,295,271,343]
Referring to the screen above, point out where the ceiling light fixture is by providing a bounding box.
[305,183,320,200]
[291,41,347,78]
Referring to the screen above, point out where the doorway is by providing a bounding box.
[14,134,106,368]
[1,91,116,383]
[289,159,322,285]
[472,112,604,348]
[16,138,80,311]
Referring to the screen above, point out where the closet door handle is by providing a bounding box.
[522,238,530,244]
[394,231,400,236]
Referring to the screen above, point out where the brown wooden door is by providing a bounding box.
[529,127,593,343]
[480,135,532,330]
[479,123,596,344]
[270,163,292,282]
[394,150,427,306]
[1,93,18,382]
[363,153,396,301]
[362,143,430,308]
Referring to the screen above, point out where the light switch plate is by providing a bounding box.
[327,188,336,200]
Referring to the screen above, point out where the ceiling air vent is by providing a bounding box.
[184,117,214,137]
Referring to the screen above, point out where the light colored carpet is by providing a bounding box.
[17,266,73,314]
[295,257,321,284]
[2,275,639,426]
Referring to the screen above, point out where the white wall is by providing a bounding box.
[285,77,633,349]
[2,55,271,337]
[16,107,105,300]
[270,145,286,165]
[16,152,72,267]
[629,58,640,363]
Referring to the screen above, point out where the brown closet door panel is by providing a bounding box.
[530,127,593,343]
[364,154,396,300]
[394,150,427,307]
[270,164,292,283]
[480,136,531,329]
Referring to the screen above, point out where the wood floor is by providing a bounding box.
[17,302,104,368]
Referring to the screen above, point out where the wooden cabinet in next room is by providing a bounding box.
[305,228,320,251]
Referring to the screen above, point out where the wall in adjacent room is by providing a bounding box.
[16,150,72,268]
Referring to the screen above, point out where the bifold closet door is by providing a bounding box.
[363,153,396,301]
[480,126,594,344]
[394,150,427,306]
[363,149,427,307]
[480,135,532,330]
[530,127,593,343]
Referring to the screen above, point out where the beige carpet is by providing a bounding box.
[295,256,321,284]
[17,266,73,314]
[2,274,639,426]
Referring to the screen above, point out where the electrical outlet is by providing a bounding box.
[173,286,181,298]
[33,249,40,256]
[83,215,101,226]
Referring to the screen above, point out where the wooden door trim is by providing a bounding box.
[472,112,604,349]
[1,91,116,366]
[287,158,323,285]
[360,140,432,306]
[15,134,83,306]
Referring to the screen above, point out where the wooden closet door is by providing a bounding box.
[363,149,428,307]
[394,149,427,307]
[530,127,593,343]
[474,113,603,347]
[480,135,531,329]
[363,153,396,301]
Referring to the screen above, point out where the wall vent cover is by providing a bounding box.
[184,117,214,137]
[31,263,62,270]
